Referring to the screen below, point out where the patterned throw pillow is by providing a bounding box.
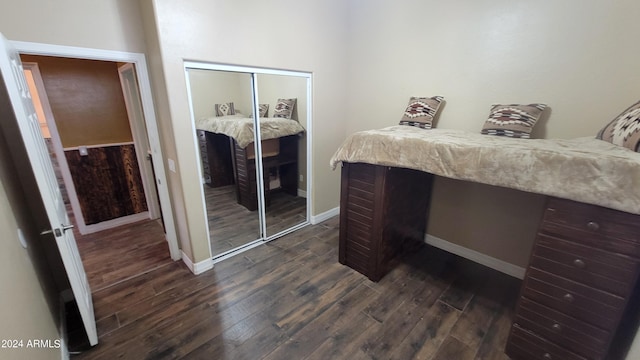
[596,100,640,152]
[399,96,444,129]
[258,104,269,117]
[215,102,235,117]
[273,98,296,119]
[481,104,547,138]
[250,104,269,118]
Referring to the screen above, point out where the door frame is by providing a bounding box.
[13,40,180,261]
[22,62,153,235]
[118,62,161,219]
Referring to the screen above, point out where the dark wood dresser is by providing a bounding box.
[233,135,299,211]
[197,131,299,211]
[197,130,234,188]
[505,197,640,360]
[338,162,433,281]
[338,162,640,358]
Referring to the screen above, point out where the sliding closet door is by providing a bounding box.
[186,69,261,257]
[186,61,312,261]
[255,74,309,237]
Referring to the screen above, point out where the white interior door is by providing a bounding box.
[0,33,98,346]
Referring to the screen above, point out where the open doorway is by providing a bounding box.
[13,40,180,263]
[21,56,172,291]
[21,56,169,291]
[22,57,157,234]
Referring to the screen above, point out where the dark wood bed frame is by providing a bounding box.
[338,161,640,360]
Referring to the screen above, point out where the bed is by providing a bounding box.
[196,115,305,210]
[330,125,640,215]
[330,125,640,359]
[196,114,305,148]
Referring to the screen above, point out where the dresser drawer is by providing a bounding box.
[514,298,609,358]
[531,234,639,296]
[542,198,640,247]
[522,268,624,329]
[540,223,640,259]
[506,324,587,360]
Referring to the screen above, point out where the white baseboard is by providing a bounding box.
[311,206,339,224]
[298,189,307,198]
[181,251,214,275]
[79,212,150,235]
[424,234,526,279]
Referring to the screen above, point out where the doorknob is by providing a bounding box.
[40,224,75,237]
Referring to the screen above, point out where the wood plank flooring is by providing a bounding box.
[204,185,306,256]
[73,216,521,359]
[72,213,172,292]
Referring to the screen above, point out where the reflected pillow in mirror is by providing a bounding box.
[273,98,296,119]
[399,96,444,129]
[596,99,640,152]
[215,102,236,117]
[481,103,547,138]
[258,104,269,117]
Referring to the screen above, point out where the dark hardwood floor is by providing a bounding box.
[205,185,306,256]
[74,218,172,292]
[73,216,520,359]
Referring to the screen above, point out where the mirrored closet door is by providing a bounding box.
[185,63,311,259]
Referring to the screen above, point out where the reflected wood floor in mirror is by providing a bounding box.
[75,216,520,359]
[205,184,306,256]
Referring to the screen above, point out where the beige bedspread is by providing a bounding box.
[330,126,640,215]
[196,115,305,148]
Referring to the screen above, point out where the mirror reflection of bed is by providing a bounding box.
[186,68,309,257]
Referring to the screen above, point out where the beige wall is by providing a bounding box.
[0,180,61,360]
[187,70,253,120]
[0,81,62,360]
[3,0,640,356]
[344,0,640,267]
[0,0,147,53]
[345,0,640,137]
[144,0,349,262]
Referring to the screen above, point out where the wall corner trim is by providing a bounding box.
[311,206,339,225]
[181,251,213,275]
[424,234,526,279]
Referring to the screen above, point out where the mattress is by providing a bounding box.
[330,126,640,215]
[195,115,305,148]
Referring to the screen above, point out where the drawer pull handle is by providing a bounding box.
[543,353,552,360]
[587,221,599,231]
[563,293,574,303]
[552,323,562,331]
[573,259,586,268]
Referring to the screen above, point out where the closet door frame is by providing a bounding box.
[183,61,312,262]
